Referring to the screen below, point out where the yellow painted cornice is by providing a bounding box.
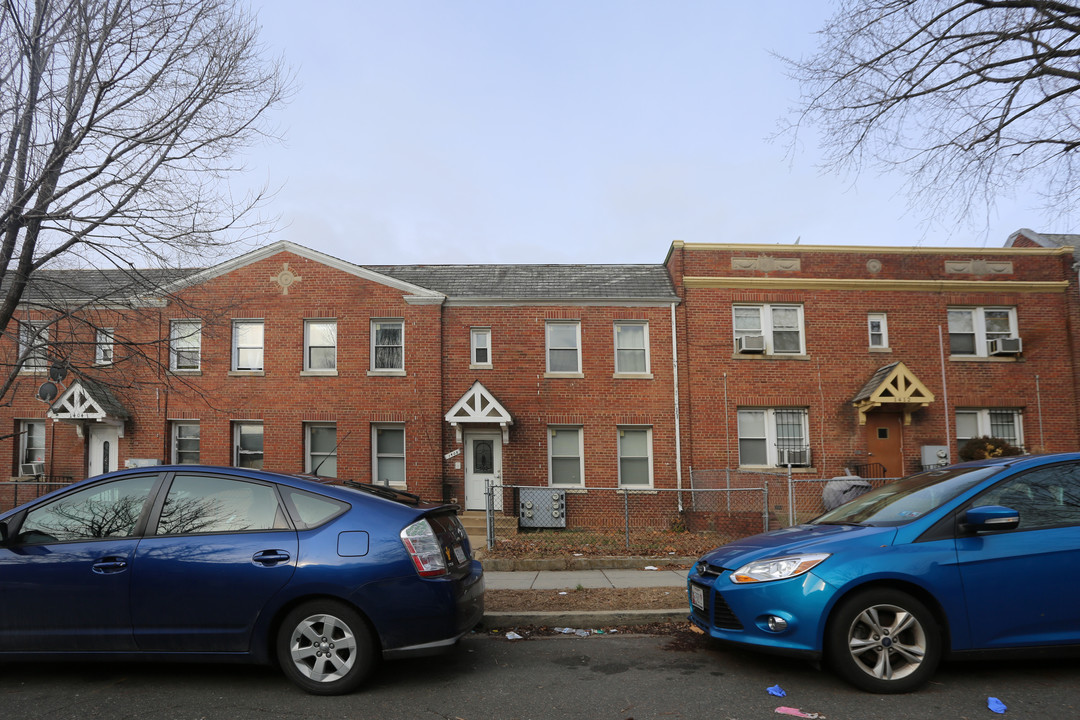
[678,242,1072,256]
[682,277,1069,293]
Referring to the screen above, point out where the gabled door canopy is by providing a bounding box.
[47,378,129,436]
[852,361,934,426]
[445,381,513,443]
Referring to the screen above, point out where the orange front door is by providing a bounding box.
[865,413,904,477]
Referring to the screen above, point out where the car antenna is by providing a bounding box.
[312,430,351,478]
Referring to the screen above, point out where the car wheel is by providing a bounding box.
[277,600,376,695]
[826,588,941,694]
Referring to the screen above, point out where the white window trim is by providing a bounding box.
[470,327,492,369]
[613,321,652,377]
[369,318,405,375]
[955,408,1024,449]
[303,319,338,374]
[18,321,48,372]
[19,419,45,465]
[617,426,654,488]
[232,320,265,372]
[867,313,889,349]
[372,423,406,486]
[545,320,583,377]
[733,304,805,355]
[948,306,1018,358]
[305,422,338,477]
[171,421,200,464]
[95,328,115,366]
[548,425,584,487]
[737,408,810,468]
[233,421,264,468]
[170,319,202,372]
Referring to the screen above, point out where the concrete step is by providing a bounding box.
[458,510,487,548]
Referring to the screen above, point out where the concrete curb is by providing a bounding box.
[478,556,696,572]
[482,609,689,629]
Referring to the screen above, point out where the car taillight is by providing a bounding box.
[400,519,448,578]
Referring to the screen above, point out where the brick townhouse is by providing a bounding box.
[3,234,1077,527]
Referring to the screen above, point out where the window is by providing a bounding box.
[232,320,264,371]
[956,409,1023,450]
[371,319,404,371]
[18,321,48,371]
[372,425,405,485]
[548,426,583,486]
[17,475,158,544]
[733,305,804,354]
[306,423,337,478]
[614,321,649,374]
[948,307,1017,357]
[156,474,287,535]
[95,329,115,365]
[19,420,45,465]
[974,462,1080,531]
[471,327,492,367]
[304,320,337,372]
[170,320,202,371]
[546,321,581,374]
[868,313,888,349]
[233,422,264,469]
[618,427,653,487]
[171,421,200,464]
[737,408,810,467]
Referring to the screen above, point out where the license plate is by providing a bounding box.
[453,544,467,563]
[691,584,705,610]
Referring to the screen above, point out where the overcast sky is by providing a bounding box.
[241,1,1069,265]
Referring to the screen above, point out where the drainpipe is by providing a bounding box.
[938,326,952,461]
[671,302,683,512]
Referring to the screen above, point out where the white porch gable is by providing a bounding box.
[445,381,513,443]
[47,379,128,435]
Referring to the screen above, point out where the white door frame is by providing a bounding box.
[88,424,121,476]
[464,430,502,511]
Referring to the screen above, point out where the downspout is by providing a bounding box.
[671,302,683,512]
[938,326,952,461]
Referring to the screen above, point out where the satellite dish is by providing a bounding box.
[37,381,58,403]
[48,362,68,382]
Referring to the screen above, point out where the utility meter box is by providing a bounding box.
[921,445,949,469]
[518,487,566,528]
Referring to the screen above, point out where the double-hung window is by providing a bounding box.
[546,321,581,374]
[614,321,649,374]
[955,409,1023,450]
[618,427,652,487]
[233,422,264,469]
[373,425,405,485]
[868,313,888,349]
[733,304,804,355]
[20,420,45,466]
[95,329,115,366]
[548,426,583,486]
[738,408,810,467]
[18,321,48,371]
[371,319,404,372]
[170,320,202,371]
[306,423,337,477]
[948,307,1017,357]
[232,320,264,371]
[471,327,492,368]
[171,421,200,464]
[304,320,337,372]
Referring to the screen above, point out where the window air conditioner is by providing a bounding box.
[989,337,1022,356]
[737,335,766,354]
[19,462,44,477]
[777,448,811,467]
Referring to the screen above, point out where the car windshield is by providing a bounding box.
[811,465,1005,527]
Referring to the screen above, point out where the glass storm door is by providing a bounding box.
[464,432,502,511]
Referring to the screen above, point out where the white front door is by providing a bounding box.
[88,425,120,476]
[464,432,502,511]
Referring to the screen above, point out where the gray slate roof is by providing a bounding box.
[852,362,900,403]
[5,267,199,304]
[365,264,678,300]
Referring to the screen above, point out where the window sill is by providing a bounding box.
[617,487,656,494]
[868,347,893,353]
[949,355,1020,362]
[732,353,810,361]
[550,486,587,494]
[613,372,653,380]
[544,372,584,379]
[170,369,203,376]
[228,370,265,377]
[367,369,406,377]
[740,465,818,474]
[469,363,493,370]
[300,370,339,377]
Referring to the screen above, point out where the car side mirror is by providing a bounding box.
[962,505,1020,533]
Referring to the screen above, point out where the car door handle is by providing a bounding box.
[252,550,291,567]
[92,557,129,574]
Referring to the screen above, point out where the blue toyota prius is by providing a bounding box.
[688,453,1080,692]
[0,466,484,695]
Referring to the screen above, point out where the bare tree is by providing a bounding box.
[785,0,1080,229]
[0,0,288,403]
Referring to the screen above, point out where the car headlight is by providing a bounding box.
[729,553,830,584]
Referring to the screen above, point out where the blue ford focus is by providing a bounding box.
[0,466,484,695]
[688,453,1080,692]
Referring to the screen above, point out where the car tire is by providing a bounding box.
[825,588,941,694]
[277,600,377,695]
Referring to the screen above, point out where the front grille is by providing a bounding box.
[690,582,744,631]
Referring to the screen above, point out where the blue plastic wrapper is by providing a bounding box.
[988,697,1007,714]
[767,685,787,697]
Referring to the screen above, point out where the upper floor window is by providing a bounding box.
[868,313,888,349]
[738,408,810,467]
[371,319,404,372]
[233,422,264,469]
[956,408,1023,451]
[95,329,115,366]
[232,320,264,372]
[306,423,337,478]
[18,321,48,371]
[548,426,583,486]
[733,304,804,355]
[373,424,405,485]
[618,427,653,487]
[171,421,200,464]
[948,307,1017,357]
[304,320,337,372]
[546,321,581,374]
[471,327,492,368]
[170,320,202,371]
[614,321,649,374]
[19,420,45,467]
